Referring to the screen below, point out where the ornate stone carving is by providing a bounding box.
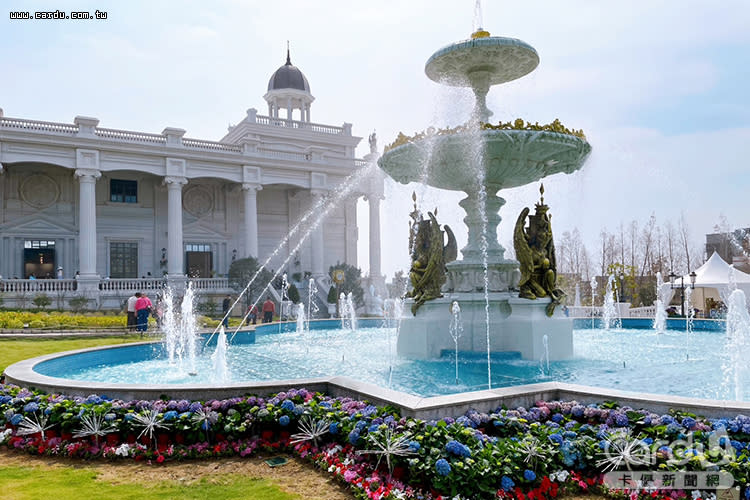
[183,185,213,218]
[513,185,565,316]
[406,193,457,315]
[19,173,59,209]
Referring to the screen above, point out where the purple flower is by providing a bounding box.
[614,413,629,427]
[22,402,39,413]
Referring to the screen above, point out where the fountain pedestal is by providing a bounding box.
[397,294,573,361]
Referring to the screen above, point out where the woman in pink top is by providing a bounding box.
[135,294,153,333]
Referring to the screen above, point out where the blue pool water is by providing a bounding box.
[35,322,744,400]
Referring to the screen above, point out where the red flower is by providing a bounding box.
[156,454,165,463]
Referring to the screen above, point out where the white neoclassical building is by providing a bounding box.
[0,50,385,310]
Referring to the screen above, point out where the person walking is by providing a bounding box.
[262,296,276,323]
[135,293,153,333]
[222,294,232,328]
[126,292,141,332]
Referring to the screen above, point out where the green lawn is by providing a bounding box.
[0,336,143,372]
[0,464,298,500]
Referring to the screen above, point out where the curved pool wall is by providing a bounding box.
[5,316,746,421]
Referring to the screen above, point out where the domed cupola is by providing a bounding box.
[263,44,315,122]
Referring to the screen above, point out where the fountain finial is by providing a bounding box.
[539,183,545,204]
[286,40,291,65]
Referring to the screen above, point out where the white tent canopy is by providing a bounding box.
[667,252,750,316]
[679,251,750,287]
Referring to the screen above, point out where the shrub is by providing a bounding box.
[32,294,52,309]
[287,283,300,304]
[327,286,337,304]
[328,263,365,307]
[197,300,218,317]
[29,319,44,329]
[69,296,89,313]
[5,318,23,329]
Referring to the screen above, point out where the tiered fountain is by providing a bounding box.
[378,27,591,361]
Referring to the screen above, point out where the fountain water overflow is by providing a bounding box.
[378,22,591,362]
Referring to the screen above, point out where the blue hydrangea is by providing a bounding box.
[348,430,360,445]
[551,413,564,423]
[560,440,579,467]
[163,410,178,421]
[319,401,332,409]
[563,431,577,439]
[361,405,378,418]
[85,395,102,405]
[666,422,683,435]
[124,413,135,421]
[368,424,380,433]
[501,475,515,491]
[731,440,744,451]
[745,485,750,500]
[329,422,339,435]
[546,422,560,429]
[104,413,116,421]
[22,402,39,413]
[281,400,295,411]
[571,405,585,418]
[0,396,12,405]
[564,421,577,430]
[682,417,697,429]
[293,404,304,416]
[598,439,608,449]
[660,415,676,426]
[279,415,290,426]
[642,437,654,445]
[10,414,23,426]
[613,413,629,427]
[524,469,537,481]
[435,458,451,476]
[408,441,421,452]
[189,402,203,413]
[657,445,672,456]
[548,433,563,445]
[445,440,471,458]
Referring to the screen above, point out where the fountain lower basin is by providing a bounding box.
[5,318,747,417]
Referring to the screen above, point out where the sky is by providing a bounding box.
[2,0,749,280]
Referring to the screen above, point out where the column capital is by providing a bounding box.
[76,148,100,169]
[310,188,329,198]
[163,176,188,187]
[74,168,101,181]
[242,182,262,192]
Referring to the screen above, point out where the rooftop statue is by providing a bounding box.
[406,193,457,315]
[513,185,565,316]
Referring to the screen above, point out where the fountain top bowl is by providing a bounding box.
[425,35,539,87]
[379,128,591,193]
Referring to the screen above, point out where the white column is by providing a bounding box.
[164,176,187,276]
[74,168,101,278]
[344,197,358,265]
[368,194,383,278]
[242,183,262,258]
[310,189,326,276]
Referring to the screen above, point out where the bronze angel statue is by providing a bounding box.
[406,193,457,315]
[513,185,565,316]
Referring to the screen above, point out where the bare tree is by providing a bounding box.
[678,213,692,271]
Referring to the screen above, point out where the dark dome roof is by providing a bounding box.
[267,50,310,92]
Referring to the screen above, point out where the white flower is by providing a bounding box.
[115,443,131,457]
[0,428,12,444]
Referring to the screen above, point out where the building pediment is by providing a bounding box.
[0,214,76,236]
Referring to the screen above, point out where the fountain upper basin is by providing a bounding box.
[425,36,540,87]
[378,129,591,192]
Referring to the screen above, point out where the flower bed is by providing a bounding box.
[1,384,749,500]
